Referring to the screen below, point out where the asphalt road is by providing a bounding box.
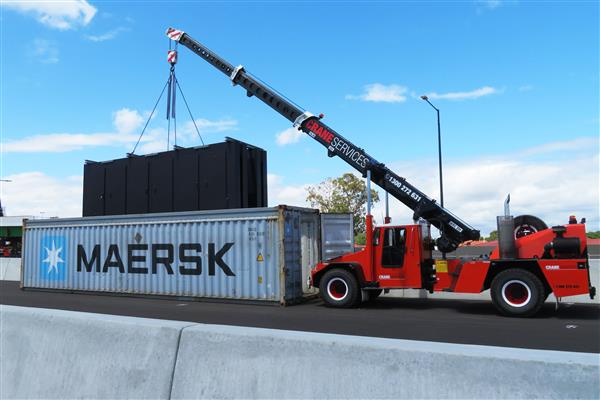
[2,281,598,353]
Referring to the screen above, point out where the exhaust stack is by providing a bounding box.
[497,194,517,259]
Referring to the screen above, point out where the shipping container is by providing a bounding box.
[21,206,320,304]
[82,137,268,217]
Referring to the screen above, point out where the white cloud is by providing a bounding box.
[85,27,128,42]
[346,83,408,103]
[185,118,237,133]
[521,136,597,156]
[0,172,82,217]
[3,136,596,240]
[2,0,97,30]
[174,117,238,145]
[113,108,144,134]
[424,86,499,101]
[30,38,59,64]
[267,136,598,238]
[478,0,502,9]
[267,174,310,207]
[1,132,139,153]
[518,84,533,92]
[371,136,599,235]
[275,127,304,146]
[134,127,171,154]
[1,109,237,154]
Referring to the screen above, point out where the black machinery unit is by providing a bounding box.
[82,137,267,217]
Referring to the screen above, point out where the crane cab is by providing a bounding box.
[309,219,437,307]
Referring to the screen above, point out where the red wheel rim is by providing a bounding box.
[327,278,348,301]
[501,280,531,307]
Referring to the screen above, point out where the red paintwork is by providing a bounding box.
[489,224,587,260]
[310,219,592,301]
[537,259,590,297]
[451,261,491,293]
[373,225,423,288]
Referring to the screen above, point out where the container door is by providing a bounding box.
[300,213,320,294]
[320,214,354,260]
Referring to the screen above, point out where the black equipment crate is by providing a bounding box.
[82,137,267,216]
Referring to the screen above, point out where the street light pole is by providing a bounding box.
[420,95,444,208]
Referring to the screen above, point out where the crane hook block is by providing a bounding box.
[167,50,177,65]
[166,27,185,42]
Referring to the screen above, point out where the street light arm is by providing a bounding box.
[420,95,444,210]
[422,97,439,112]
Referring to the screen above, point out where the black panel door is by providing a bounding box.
[149,153,174,213]
[104,159,127,215]
[198,143,227,210]
[82,163,105,216]
[126,157,148,214]
[225,141,242,208]
[173,148,199,211]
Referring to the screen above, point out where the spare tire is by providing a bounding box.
[513,215,548,239]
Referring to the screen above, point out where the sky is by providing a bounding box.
[0,0,598,235]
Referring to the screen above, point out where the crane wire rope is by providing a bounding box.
[175,78,205,146]
[130,80,169,155]
[131,41,205,154]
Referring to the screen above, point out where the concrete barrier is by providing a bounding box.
[171,324,600,399]
[0,257,20,281]
[2,306,598,399]
[0,305,191,399]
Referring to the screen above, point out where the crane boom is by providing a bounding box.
[166,28,480,252]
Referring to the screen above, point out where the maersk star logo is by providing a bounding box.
[43,240,64,274]
[39,236,68,281]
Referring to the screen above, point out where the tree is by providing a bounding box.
[587,231,600,239]
[486,230,498,241]
[306,173,379,235]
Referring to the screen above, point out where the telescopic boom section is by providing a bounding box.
[166,28,480,252]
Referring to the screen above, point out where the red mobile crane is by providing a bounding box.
[166,28,595,317]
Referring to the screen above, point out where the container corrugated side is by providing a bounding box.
[21,206,317,303]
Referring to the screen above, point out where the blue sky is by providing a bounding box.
[1,1,598,234]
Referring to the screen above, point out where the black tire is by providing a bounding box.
[513,215,548,239]
[366,289,383,302]
[319,269,360,308]
[490,268,546,317]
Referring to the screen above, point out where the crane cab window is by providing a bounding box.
[381,227,406,267]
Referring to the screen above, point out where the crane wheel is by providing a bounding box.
[490,268,546,317]
[513,215,548,239]
[319,269,360,308]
